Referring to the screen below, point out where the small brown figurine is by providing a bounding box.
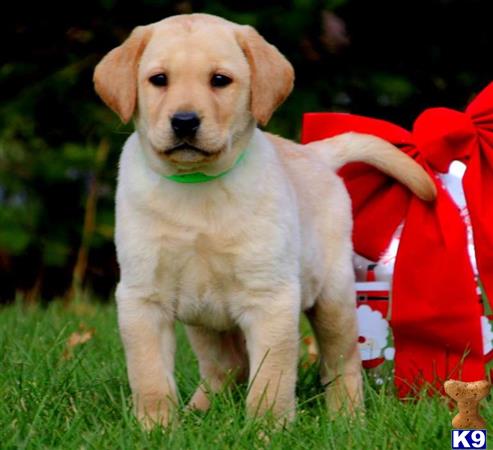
[444,379,490,429]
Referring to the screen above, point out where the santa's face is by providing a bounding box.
[357,305,390,361]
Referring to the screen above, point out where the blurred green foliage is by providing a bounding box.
[1,0,491,302]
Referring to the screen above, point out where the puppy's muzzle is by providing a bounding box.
[171,112,201,139]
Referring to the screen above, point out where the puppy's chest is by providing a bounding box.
[159,230,244,330]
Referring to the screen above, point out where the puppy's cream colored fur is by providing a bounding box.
[94,14,436,427]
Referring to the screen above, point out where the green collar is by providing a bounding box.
[163,151,246,184]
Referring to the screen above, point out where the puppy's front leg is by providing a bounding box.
[117,285,177,429]
[239,286,299,422]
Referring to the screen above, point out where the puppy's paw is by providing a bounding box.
[187,387,211,412]
[134,392,176,430]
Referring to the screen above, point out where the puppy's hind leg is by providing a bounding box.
[186,326,248,411]
[306,273,363,417]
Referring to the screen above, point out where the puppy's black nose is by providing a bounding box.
[171,112,200,138]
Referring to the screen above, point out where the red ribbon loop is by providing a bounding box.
[462,83,493,303]
[413,108,476,173]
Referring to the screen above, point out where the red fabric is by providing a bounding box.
[412,84,493,304]
[302,98,488,396]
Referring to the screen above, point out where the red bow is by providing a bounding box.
[301,83,493,396]
[414,83,493,302]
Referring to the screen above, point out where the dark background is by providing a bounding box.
[1,0,491,303]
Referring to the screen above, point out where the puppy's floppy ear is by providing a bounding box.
[235,25,294,126]
[93,26,152,123]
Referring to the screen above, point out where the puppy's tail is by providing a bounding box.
[306,132,437,201]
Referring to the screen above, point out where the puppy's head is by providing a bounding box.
[94,14,294,176]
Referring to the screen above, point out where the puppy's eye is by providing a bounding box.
[149,74,168,87]
[211,74,232,88]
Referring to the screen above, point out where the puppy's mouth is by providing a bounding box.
[161,143,220,163]
[164,143,212,156]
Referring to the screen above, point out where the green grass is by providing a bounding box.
[1,301,491,450]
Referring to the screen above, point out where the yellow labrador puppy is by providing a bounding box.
[94,13,435,427]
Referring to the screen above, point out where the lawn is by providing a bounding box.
[1,300,491,450]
